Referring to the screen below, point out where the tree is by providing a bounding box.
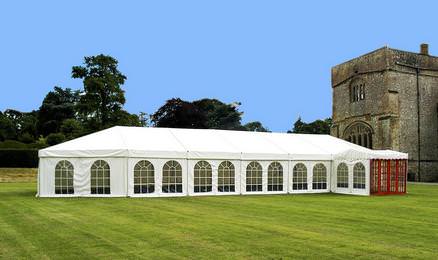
[0,112,16,141]
[46,133,66,146]
[192,99,243,130]
[72,54,127,129]
[289,117,332,134]
[37,86,80,136]
[243,121,269,132]
[3,109,38,140]
[151,98,207,128]
[60,119,84,139]
[110,110,146,127]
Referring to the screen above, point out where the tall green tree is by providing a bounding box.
[151,98,207,128]
[192,99,242,130]
[72,54,127,129]
[243,121,269,132]
[0,111,16,141]
[2,109,38,141]
[289,117,332,134]
[37,86,80,136]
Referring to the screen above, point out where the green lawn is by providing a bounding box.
[1,174,438,259]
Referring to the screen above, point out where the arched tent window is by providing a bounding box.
[312,163,327,190]
[194,161,212,193]
[162,160,183,193]
[55,160,74,194]
[91,160,110,194]
[353,162,366,189]
[134,160,154,194]
[292,163,307,190]
[246,161,262,192]
[218,161,235,192]
[343,122,373,149]
[268,162,283,191]
[337,163,349,188]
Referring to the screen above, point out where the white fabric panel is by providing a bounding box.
[331,160,370,196]
[38,157,126,197]
[40,126,408,160]
[187,159,241,196]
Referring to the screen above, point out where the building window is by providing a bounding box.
[292,163,307,190]
[194,161,212,193]
[55,160,74,194]
[218,161,235,192]
[312,163,327,190]
[337,163,349,188]
[350,81,365,102]
[162,160,183,193]
[353,162,366,189]
[268,162,283,191]
[91,160,110,194]
[134,160,154,194]
[343,122,373,149]
[246,161,262,192]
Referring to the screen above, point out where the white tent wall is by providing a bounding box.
[38,157,127,197]
[37,126,408,198]
[331,159,370,196]
[240,160,289,195]
[288,160,332,194]
[187,159,241,196]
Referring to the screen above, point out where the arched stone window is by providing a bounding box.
[312,163,327,190]
[55,160,74,194]
[337,163,348,188]
[292,163,307,190]
[194,161,212,193]
[218,161,235,192]
[350,78,365,102]
[268,162,283,191]
[91,160,110,194]
[353,162,366,189]
[134,160,154,194]
[162,160,183,193]
[246,161,262,192]
[344,122,373,149]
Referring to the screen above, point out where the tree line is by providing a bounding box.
[0,54,331,149]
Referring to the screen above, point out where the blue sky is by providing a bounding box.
[0,1,436,132]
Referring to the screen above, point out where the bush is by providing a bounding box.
[0,149,39,168]
[0,140,28,149]
[46,133,66,146]
[18,133,35,144]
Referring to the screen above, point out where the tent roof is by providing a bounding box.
[39,126,408,160]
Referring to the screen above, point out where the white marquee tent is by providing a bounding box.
[37,126,408,197]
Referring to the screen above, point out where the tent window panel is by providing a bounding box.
[353,162,366,189]
[91,160,110,194]
[246,161,262,192]
[268,162,283,192]
[162,160,183,193]
[337,163,349,188]
[55,160,74,194]
[312,163,327,190]
[218,161,235,192]
[293,163,307,190]
[194,161,212,193]
[134,160,155,194]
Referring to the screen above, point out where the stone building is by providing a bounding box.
[331,44,438,182]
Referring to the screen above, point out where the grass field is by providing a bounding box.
[1,170,438,259]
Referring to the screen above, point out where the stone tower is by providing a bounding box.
[331,44,438,182]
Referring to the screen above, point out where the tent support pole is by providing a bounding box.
[395,160,399,193]
[378,160,381,193]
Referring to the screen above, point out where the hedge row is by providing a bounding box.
[0,149,39,168]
